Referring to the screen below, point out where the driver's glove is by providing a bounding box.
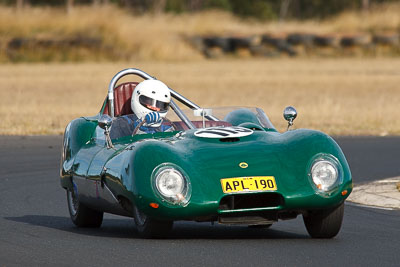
[144,112,162,125]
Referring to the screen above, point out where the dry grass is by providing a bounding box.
[0,3,399,62]
[0,58,399,136]
[0,5,284,61]
[1,3,399,135]
[331,3,400,33]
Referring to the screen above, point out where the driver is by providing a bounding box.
[110,80,173,138]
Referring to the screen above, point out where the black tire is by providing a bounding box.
[314,35,337,47]
[373,34,399,46]
[133,205,173,238]
[287,33,315,46]
[303,203,344,238]
[67,188,103,228]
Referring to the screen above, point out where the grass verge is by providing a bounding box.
[0,58,399,135]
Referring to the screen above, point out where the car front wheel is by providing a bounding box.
[67,188,103,228]
[133,205,173,238]
[303,203,344,238]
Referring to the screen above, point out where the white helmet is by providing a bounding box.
[131,80,171,126]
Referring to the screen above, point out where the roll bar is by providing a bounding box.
[107,68,154,118]
[107,68,219,129]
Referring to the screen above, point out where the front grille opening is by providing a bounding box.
[219,193,284,210]
[218,210,279,225]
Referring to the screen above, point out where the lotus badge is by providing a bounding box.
[239,162,248,168]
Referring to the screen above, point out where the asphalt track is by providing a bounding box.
[1,135,400,266]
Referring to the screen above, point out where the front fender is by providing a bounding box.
[60,117,97,189]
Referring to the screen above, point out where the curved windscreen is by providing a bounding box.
[165,106,275,130]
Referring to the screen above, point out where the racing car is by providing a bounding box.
[60,68,352,238]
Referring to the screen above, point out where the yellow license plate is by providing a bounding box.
[221,176,277,193]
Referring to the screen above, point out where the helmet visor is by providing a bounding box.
[139,95,169,112]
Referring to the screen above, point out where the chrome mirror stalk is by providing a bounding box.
[98,114,114,148]
[283,106,297,131]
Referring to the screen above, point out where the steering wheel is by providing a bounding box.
[162,117,177,131]
[132,118,177,136]
[132,120,146,136]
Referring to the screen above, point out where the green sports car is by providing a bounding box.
[60,68,352,238]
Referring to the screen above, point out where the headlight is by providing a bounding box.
[310,159,339,191]
[153,165,191,206]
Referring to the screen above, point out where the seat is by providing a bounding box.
[103,82,138,117]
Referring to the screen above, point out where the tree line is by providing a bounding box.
[4,0,399,20]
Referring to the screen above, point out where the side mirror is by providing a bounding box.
[98,114,113,130]
[98,114,114,149]
[283,106,297,131]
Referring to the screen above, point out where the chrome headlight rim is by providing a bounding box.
[308,154,343,195]
[151,163,191,207]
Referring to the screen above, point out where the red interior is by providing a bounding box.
[103,82,138,117]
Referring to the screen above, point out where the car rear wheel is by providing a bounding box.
[303,203,344,238]
[67,188,103,228]
[133,205,173,238]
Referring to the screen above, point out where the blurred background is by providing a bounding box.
[0,0,399,135]
[2,0,400,61]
